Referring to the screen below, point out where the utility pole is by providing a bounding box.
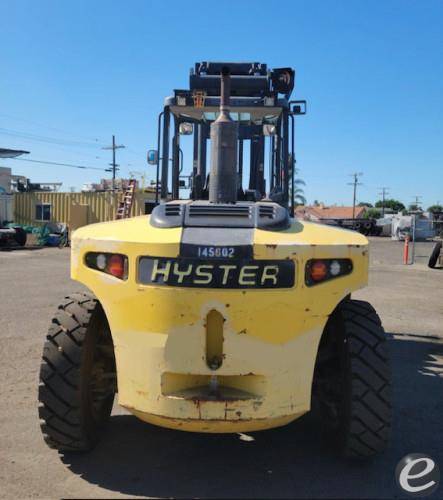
[348,172,363,219]
[102,135,125,190]
[411,195,422,210]
[378,186,390,216]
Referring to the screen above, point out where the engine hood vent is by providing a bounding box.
[188,204,251,218]
[150,201,289,230]
[259,204,275,219]
[164,204,182,217]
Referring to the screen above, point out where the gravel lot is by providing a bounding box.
[0,237,442,499]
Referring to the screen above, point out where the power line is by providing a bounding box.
[0,127,103,147]
[0,125,106,160]
[378,186,390,216]
[0,112,106,144]
[4,139,105,162]
[10,157,108,171]
[0,127,104,148]
[125,146,147,157]
[347,172,363,219]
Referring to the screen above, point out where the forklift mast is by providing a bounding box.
[153,62,306,213]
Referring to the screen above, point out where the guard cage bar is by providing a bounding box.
[153,62,306,214]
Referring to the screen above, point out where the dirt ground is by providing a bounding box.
[0,237,442,499]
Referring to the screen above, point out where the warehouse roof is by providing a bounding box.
[295,205,367,220]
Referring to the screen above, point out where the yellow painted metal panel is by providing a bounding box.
[70,216,369,433]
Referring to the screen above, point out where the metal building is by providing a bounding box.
[13,190,157,230]
[0,193,13,223]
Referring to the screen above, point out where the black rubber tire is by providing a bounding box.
[13,227,27,246]
[313,299,392,458]
[428,241,442,269]
[38,293,116,452]
[337,300,392,458]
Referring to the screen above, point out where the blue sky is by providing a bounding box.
[1,0,442,208]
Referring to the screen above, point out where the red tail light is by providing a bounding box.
[107,254,125,278]
[85,252,128,280]
[310,260,328,282]
[305,259,353,286]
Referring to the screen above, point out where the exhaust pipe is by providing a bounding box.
[209,67,238,204]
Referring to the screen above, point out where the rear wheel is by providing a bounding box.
[313,299,392,458]
[38,293,116,451]
[428,241,442,268]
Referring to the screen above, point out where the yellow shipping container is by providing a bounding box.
[13,191,157,229]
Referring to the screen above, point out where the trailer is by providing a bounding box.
[315,217,382,236]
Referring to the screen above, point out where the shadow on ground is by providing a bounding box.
[0,245,43,252]
[61,336,443,499]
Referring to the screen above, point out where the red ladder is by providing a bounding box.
[116,179,137,219]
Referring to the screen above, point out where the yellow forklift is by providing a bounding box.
[38,62,391,458]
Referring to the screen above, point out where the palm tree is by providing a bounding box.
[292,182,306,205]
[288,154,306,206]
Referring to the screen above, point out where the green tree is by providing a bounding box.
[374,199,405,212]
[358,202,373,207]
[427,204,443,214]
[363,208,381,219]
[292,186,306,206]
[289,179,306,206]
[288,155,306,206]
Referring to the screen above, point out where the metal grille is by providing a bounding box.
[188,205,251,218]
[164,204,182,217]
[259,205,275,219]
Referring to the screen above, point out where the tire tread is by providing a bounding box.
[38,293,99,451]
[341,300,392,458]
